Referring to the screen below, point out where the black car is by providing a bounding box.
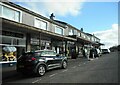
[17,50,67,76]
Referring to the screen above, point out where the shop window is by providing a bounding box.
[2,36,26,46]
[55,26,63,35]
[2,37,11,44]
[1,46,17,61]
[35,18,47,30]
[18,39,26,46]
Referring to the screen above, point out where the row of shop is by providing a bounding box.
[1,18,93,60]
[0,1,102,61]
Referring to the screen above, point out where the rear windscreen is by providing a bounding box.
[19,52,41,58]
[18,52,34,60]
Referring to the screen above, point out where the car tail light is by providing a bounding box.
[31,57,36,61]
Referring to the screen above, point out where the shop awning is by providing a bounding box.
[66,35,92,45]
[92,41,104,46]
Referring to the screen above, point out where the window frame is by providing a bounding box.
[34,17,47,30]
[55,26,64,35]
[0,2,22,23]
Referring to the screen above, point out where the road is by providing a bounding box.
[2,52,118,83]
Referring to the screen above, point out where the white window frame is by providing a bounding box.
[34,17,47,30]
[55,26,64,35]
[0,2,22,23]
[81,33,85,38]
[78,32,80,36]
[74,30,77,35]
[69,29,74,35]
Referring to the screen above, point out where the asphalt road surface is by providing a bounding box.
[2,52,118,83]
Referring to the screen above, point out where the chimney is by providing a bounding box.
[81,28,83,32]
[50,13,55,20]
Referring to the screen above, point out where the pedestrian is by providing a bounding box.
[89,47,94,59]
[94,48,98,58]
[82,48,86,58]
[71,49,76,59]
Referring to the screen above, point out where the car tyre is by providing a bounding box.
[62,61,67,69]
[37,65,46,76]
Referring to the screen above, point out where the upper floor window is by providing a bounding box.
[0,4,20,22]
[78,32,80,36]
[92,37,94,41]
[88,36,90,40]
[81,33,86,38]
[35,18,47,30]
[69,29,74,35]
[55,26,63,35]
[74,30,77,35]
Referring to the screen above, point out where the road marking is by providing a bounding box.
[32,79,41,83]
[78,64,81,66]
[62,69,68,72]
[49,73,57,77]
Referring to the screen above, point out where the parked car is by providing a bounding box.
[17,50,67,76]
[101,49,110,54]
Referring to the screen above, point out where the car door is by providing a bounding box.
[41,51,57,68]
[54,54,63,66]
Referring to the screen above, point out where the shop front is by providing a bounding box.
[64,36,77,58]
[1,30,26,61]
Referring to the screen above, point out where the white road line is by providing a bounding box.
[62,69,68,72]
[32,79,41,83]
[78,64,81,66]
[49,73,57,77]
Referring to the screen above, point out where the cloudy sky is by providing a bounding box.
[11,0,119,49]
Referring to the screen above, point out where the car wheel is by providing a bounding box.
[62,61,67,69]
[37,65,46,76]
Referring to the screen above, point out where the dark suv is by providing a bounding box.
[17,50,67,76]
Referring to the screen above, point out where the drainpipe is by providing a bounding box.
[39,32,41,50]
[26,33,31,52]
